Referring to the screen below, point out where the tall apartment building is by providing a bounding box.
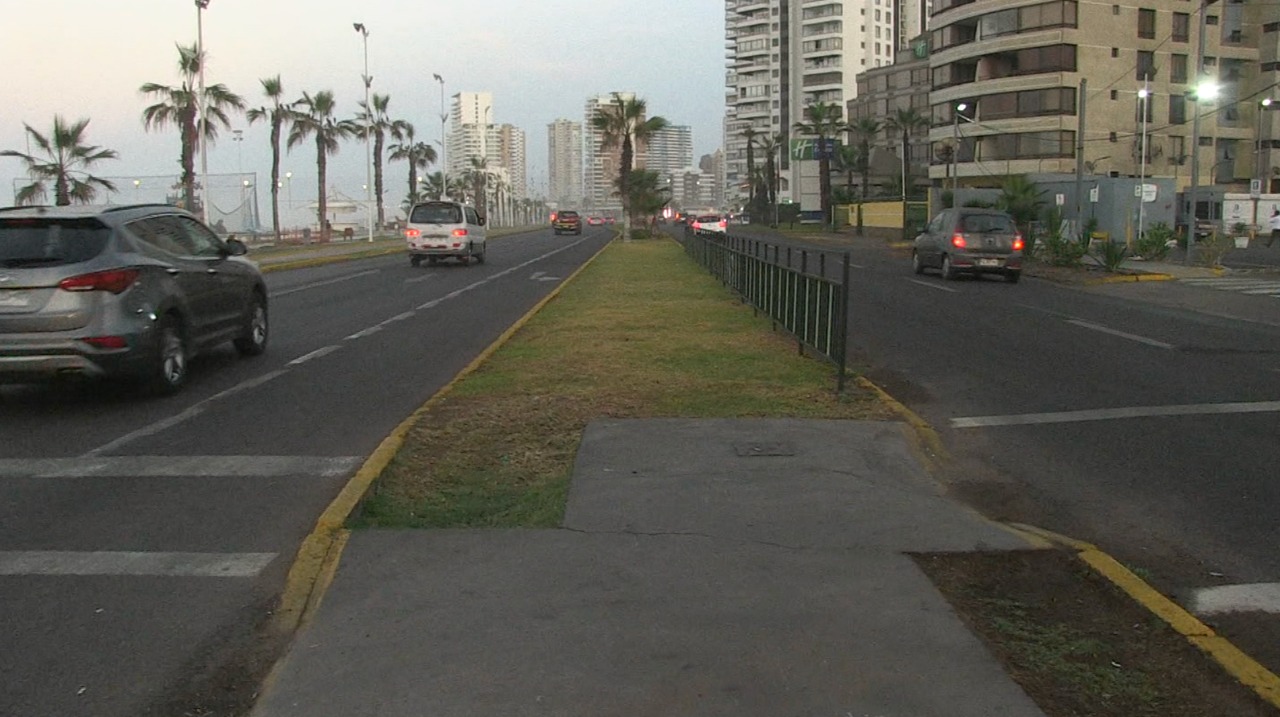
[647,125,695,178]
[724,0,929,211]
[583,92,640,210]
[547,119,584,205]
[927,0,1274,191]
[446,91,494,180]
[493,124,528,199]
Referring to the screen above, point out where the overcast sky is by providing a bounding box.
[1,0,726,210]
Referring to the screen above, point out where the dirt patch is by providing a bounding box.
[915,549,1278,717]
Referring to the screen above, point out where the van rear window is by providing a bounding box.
[410,204,463,224]
[0,217,111,268]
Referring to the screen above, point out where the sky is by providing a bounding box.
[0,0,726,213]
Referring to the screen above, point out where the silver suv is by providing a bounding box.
[0,204,268,394]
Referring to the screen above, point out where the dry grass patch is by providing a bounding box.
[354,238,890,529]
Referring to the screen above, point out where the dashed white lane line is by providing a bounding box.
[1189,583,1280,615]
[952,400,1280,429]
[289,345,341,365]
[273,269,381,297]
[345,325,383,340]
[0,551,277,578]
[1066,319,1174,349]
[909,279,959,293]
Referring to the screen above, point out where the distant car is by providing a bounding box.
[0,203,268,394]
[553,210,583,235]
[404,200,487,266]
[604,216,616,225]
[912,208,1024,283]
[586,216,605,226]
[691,214,727,233]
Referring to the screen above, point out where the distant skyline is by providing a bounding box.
[1,0,725,213]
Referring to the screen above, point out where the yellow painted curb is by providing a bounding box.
[1008,522,1280,709]
[855,376,949,469]
[1082,272,1175,286]
[270,235,618,637]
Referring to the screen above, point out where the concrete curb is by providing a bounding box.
[259,247,402,273]
[855,376,949,471]
[1082,272,1176,285]
[1007,522,1280,710]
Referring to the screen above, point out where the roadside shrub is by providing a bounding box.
[1092,238,1128,272]
[1196,230,1232,268]
[1136,222,1174,260]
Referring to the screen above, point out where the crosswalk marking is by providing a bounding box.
[0,455,363,479]
[1180,277,1280,297]
[0,551,276,578]
[1189,583,1280,615]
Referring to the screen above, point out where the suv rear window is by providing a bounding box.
[410,203,463,224]
[558,211,579,219]
[960,214,1016,233]
[0,217,111,268]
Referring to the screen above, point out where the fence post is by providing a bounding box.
[837,251,850,394]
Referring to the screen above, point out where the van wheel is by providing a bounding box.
[475,244,486,264]
[427,256,439,266]
[410,255,422,267]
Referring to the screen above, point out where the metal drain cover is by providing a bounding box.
[733,441,796,457]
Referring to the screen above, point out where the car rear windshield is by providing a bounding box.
[409,204,463,224]
[0,217,111,268]
[559,211,579,218]
[960,214,1016,234]
[696,215,721,222]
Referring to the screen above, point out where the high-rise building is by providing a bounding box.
[584,92,639,210]
[446,91,494,180]
[493,123,527,199]
[547,119,583,205]
[647,126,694,177]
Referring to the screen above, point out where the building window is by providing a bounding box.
[1135,97,1154,123]
[1136,51,1155,80]
[1170,54,1188,83]
[1111,47,1119,58]
[1172,12,1190,41]
[1206,15,1217,25]
[1113,4,1119,14]
[1138,8,1156,39]
[1168,95,1187,124]
[1111,90,1119,100]
[1110,132,1118,142]
[1199,136,1213,146]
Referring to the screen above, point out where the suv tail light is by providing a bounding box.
[452,228,469,237]
[1012,234,1025,251]
[404,228,421,239]
[82,336,128,349]
[59,268,140,294]
[950,233,967,249]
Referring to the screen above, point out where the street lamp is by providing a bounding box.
[133,179,141,202]
[432,73,446,176]
[353,22,373,243]
[232,128,244,175]
[951,102,968,191]
[195,0,211,221]
[1185,77,1218,261]
[1137,80,1151,242]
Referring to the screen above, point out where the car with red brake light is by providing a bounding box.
[405,200,487,266]
[691,214,728,233]
[552,210,582,235]
[912,208,1023,283]
[586,216,605,226]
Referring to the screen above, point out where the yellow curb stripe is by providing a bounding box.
[1008,522,1280,708]
[270,236,617,637]
[1082,273,1175,286]
[854,376,950,466]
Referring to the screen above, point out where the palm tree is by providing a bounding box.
[246,75,290,239]
[2,116,118,205]
[833,144,864,204]
[996,175,1045,239]
[739,126,762,210]
[388,123,438,208]
[140,43,244,213]
[356,93,405,228]
[620,169,671,232]
[590,92,669,239]
[288,90,357,241]
[847,118,881,200]
[462,157,491,217]
[757,133,783,211]
[422,170,453,201]
[885,108,930,199]
[792,101,845,228]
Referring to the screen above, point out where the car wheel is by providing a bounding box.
[233,292,268,357]
[147,315,187,395]
[940,254,956,280]
[1005,270,1021,284]
[410,255,422,267]
[912,251,925,275]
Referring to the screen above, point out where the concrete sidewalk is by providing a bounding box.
[252,419,1047,717]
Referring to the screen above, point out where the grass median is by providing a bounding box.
[353,236,890,530]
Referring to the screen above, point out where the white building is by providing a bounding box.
[447,91,495,179]
[547,119,583,206]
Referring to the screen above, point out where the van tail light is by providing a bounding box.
[404,228,421,239]
[718,220,727,229]
[693,222,702,230]
[82,336,128,349]
[1012,234,1025,251]
[950,234,967,249]
[452,228,469,237]
[59,268,140,294]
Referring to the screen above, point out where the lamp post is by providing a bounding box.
[133,179,141,202]
[353,22,373,243]
[195,0,210,221]
[432,73,446,177]
[1185,0,1211,264]
[951,102,968,191]
[232,128,244,175]
[1137,79,1150,243]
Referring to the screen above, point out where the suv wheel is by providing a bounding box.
[148,315,188,395]
[233,293,268,356]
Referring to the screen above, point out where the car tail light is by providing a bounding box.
[82,336,128,349]
[59,268,140,294]
[950,233,967,249]
[693,222,702,230]
[404,228,421,239]
[718,220,727,229]
[452,228,469,237]
[1012,234,1025,251]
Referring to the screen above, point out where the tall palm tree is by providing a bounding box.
[885,108,930,199]
[847,118,882,201]
[462,157,491,217]
[140,43,244,213]
[288,90,357,241]
[2,116,118,206]
[590,93,669,238]
[355,93,405,228]
[246,75,290,239]
[833,144,864,204]
[756,133,784,221]
[792,101,845,228]
[388,123,438,206]
[422,170,453,201]
[996,175,1045,239]
[739,125,762,209]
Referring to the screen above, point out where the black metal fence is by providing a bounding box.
[680,228,850,392]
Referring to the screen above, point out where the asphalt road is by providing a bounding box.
[0,226,613,717]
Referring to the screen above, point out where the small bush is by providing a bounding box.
[1196,231,1232,268]
[1092,238,1128,272]
[1136,222,1174,260]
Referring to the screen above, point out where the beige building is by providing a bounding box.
[927,0,1274,191]
[547,119,583,206]
[849,36,933,195]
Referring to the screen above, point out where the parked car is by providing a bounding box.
[552,210,583,235]
[691,214,728,233]
[405,200,487,265]
[912,208,1024,283]
[0,203,268,394]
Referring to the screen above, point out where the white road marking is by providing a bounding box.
[379,311,415,326]
[289,345,341,365]
[0,551,277,578]
[273,269,380,297]
[909,279,959,293]
[0,455,363,479]
[345,326,383,340]
[1189,583,1280,615]
[1066,319,1174,349]
[404,274,435,284]
[952,400,1280,429]
[530,271,561,282]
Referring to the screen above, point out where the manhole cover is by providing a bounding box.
[733,441,796,457]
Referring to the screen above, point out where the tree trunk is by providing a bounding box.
[374,131,386,229]
[620,135,634,240]
[316,136,328,242]
[270,117,281,240]
[181,108,197,213]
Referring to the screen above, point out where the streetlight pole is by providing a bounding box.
[951,102,967,192]
[133,179,141,202]
[195,0,210,221]
[1185,0,1210,264]
[1254,98,1274,232]
[1137,78,1150,244]
[433,73,446,180]
[353,22,373,243]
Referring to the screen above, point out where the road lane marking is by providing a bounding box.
[952,400,1280,429]
[1190,583,1280,615]
[289,345,341,365]
[1066,319,1174,349]
[909,279,959,293]
[345,326,383,340]
[379,311,415,326]
[0,551,277,578]
[0,455,363,478]
[273,269,380,297]
[404,274,436,284]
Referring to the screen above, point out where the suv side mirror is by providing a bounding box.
[224,237,248,256]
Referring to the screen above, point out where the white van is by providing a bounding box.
[404,200,487,266]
